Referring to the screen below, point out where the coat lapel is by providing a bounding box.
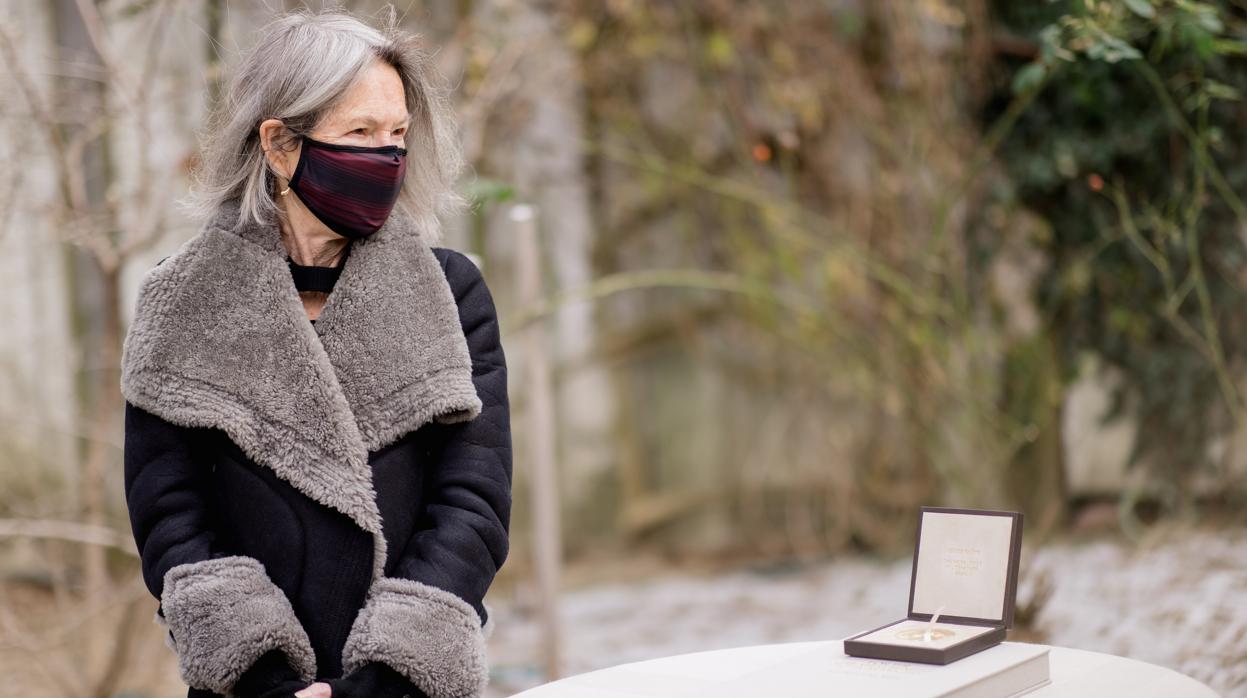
[120,200,482,585]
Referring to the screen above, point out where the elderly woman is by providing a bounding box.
[120,9,510,698]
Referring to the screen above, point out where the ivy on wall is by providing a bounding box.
[986,0,1247,506]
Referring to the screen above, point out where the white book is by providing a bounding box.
[714,641,1050,698]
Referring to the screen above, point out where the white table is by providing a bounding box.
[510,640,1220,697]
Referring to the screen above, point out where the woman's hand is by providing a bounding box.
[294,681,333,698]
[328,661,428,697]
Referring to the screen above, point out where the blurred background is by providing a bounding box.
[1,0,1246,695]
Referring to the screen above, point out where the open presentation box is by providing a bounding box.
[843,507,1024,665]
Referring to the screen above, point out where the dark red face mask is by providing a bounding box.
[287,135,408,240]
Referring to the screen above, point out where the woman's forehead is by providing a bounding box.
[324,61,409,126]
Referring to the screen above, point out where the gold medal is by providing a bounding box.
[895,627,956,642]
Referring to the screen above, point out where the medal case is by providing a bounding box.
[843,507,1024,665]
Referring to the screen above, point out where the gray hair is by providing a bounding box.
[185,7,465,242]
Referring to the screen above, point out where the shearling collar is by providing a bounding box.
[120,199,482,585]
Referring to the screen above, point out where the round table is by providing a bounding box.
[509,640,1219,697]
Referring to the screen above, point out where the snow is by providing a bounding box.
[485,528,1247,697]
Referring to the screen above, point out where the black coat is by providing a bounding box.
[121,201,511,698]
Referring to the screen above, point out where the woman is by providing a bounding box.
[120,9,510,698]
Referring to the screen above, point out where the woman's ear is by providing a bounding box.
[258,118,298,181]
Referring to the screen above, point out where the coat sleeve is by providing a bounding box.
[123,401,317,694]
[340,249,512,698]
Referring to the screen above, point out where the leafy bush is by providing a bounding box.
[987,0,1247,501]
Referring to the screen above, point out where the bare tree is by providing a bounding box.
[0,0,192,694]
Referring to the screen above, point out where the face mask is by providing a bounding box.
[286,135,408,240]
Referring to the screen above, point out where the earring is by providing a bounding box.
[280,186,291,196]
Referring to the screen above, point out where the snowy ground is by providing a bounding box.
[483,526,1247,697]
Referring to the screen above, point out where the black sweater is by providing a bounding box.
[229,242,427,697]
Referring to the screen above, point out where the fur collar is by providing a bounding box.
[120,200,482,584]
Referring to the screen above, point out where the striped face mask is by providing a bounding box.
[287,135,408,240]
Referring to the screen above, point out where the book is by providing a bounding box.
[714,641,1050,697]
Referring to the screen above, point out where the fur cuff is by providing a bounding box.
[341,577,489,698]
[160,555,317,694]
